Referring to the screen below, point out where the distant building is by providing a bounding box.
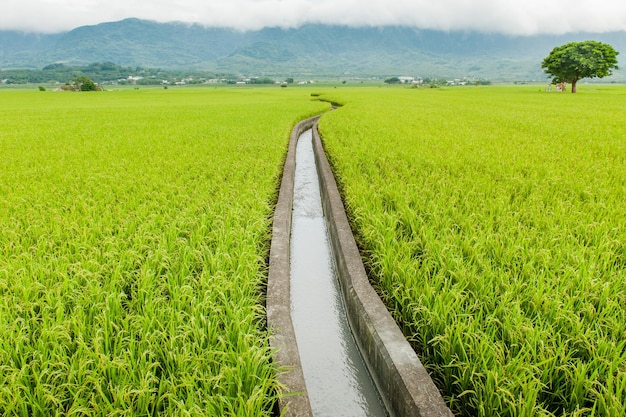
[127,76,144,85]
[446,79,467,86]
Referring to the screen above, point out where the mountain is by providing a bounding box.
[2,18,625,81]
[0,31,62,67]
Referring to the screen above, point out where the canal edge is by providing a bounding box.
[267,116,320,417]
[268,114,454,417]
[311,122,454,417]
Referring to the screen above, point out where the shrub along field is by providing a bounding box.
[0,87,328,416]
[318,85,626,417]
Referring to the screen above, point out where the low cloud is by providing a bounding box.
[2,0,625,34]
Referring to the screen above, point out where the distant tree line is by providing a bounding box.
[248,77,276,84]
[0,62,230,85]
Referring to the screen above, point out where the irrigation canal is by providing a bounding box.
[267,116,453,417]
[289,128,387,417]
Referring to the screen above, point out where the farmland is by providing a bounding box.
[2,83,624,417]
[0,87,329,416]
[317,85,626,416]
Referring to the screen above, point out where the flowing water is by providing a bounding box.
[290,129,387,417]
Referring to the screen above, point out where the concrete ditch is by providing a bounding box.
[267,115,453,417]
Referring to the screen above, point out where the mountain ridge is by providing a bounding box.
[1,18,625,81]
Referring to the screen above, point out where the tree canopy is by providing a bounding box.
[541,40,619,93]
[73,76,98,91]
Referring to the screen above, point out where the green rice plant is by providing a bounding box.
[317,85,626,417]
[0,87,329,416]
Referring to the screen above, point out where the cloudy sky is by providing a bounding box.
[2,0,625,35]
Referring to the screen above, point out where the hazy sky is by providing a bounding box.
[2,0,625,35]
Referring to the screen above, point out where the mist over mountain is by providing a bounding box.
[1,18,625,81]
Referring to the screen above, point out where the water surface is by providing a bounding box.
[290,129,387,417]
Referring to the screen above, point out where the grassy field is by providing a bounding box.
[3,83,624,416]
[0,87,329,416]
[317,85,626,416]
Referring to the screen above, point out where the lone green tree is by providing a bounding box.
[541,40,619,93]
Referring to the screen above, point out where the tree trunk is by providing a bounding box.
[571,79,578,93]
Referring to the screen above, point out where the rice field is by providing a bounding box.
[0,87,329,416]
[317,85,626,417]
[3,83,624,417]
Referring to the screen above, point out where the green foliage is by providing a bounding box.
[384,77,401,84]
[542,41,619,92]
[135,78,165,86]
[248,77,276,84]
[422,77,449,87]
[0,88,329,416]
[0,62,227,86]
[318,86,626,417]
[74,75,97,91]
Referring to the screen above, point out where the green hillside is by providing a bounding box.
[1,19,625,81]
